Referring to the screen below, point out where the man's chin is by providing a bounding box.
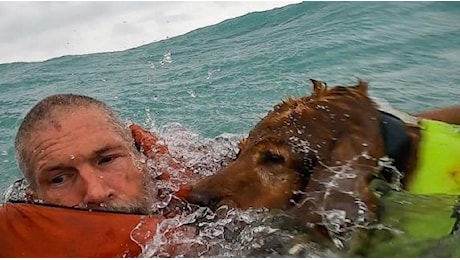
[73,200,151,214]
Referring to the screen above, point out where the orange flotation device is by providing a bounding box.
[0,124,199,257]
[130,124,201,199]
[0,202,164,257]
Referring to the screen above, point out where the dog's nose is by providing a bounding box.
[187,188,222,209]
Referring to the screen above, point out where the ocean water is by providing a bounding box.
[1,1,460,256]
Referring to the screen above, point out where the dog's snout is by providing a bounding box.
[187,188,222,209]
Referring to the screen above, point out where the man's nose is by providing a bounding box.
[80,168,112,206]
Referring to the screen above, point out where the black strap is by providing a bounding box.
[379,111,412,182]
[450,199,460,234]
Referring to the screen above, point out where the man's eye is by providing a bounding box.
[50,175,65,185]
[98,155,115,165]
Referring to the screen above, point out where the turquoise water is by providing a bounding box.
[1,2,460,256]
[2,2,459,191]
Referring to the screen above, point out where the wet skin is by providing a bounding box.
[28,108,148,211]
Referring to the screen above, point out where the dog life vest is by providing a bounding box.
[407,119,460,194]
[376,116,460,241]
[379,119,460,241]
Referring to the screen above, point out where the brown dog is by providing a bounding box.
[187,79,460,234]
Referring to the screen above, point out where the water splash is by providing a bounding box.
[160,51,172,65]
[157,122,239,178]
[1,178,29,203]
[206,68,221,81]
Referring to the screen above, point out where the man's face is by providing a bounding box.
[27,108,151,213]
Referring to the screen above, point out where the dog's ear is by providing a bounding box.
[293,134,379,224]
[295,164,378,227]
[328,132,380,211]
[355,79,368,94]
[310,79,328,97]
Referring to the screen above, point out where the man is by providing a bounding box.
[13,94,157,214]
[0,93,198,257]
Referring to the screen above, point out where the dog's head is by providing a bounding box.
[188,80,386,227]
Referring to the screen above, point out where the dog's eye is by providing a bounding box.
[261,151,285,164]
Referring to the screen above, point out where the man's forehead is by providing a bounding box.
[43,107,110,130]
[28,108,125,152]
[29,119,130,171]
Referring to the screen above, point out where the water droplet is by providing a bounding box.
[361,151,371,159]
[187,90,196,98]
[160,51,172,65]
